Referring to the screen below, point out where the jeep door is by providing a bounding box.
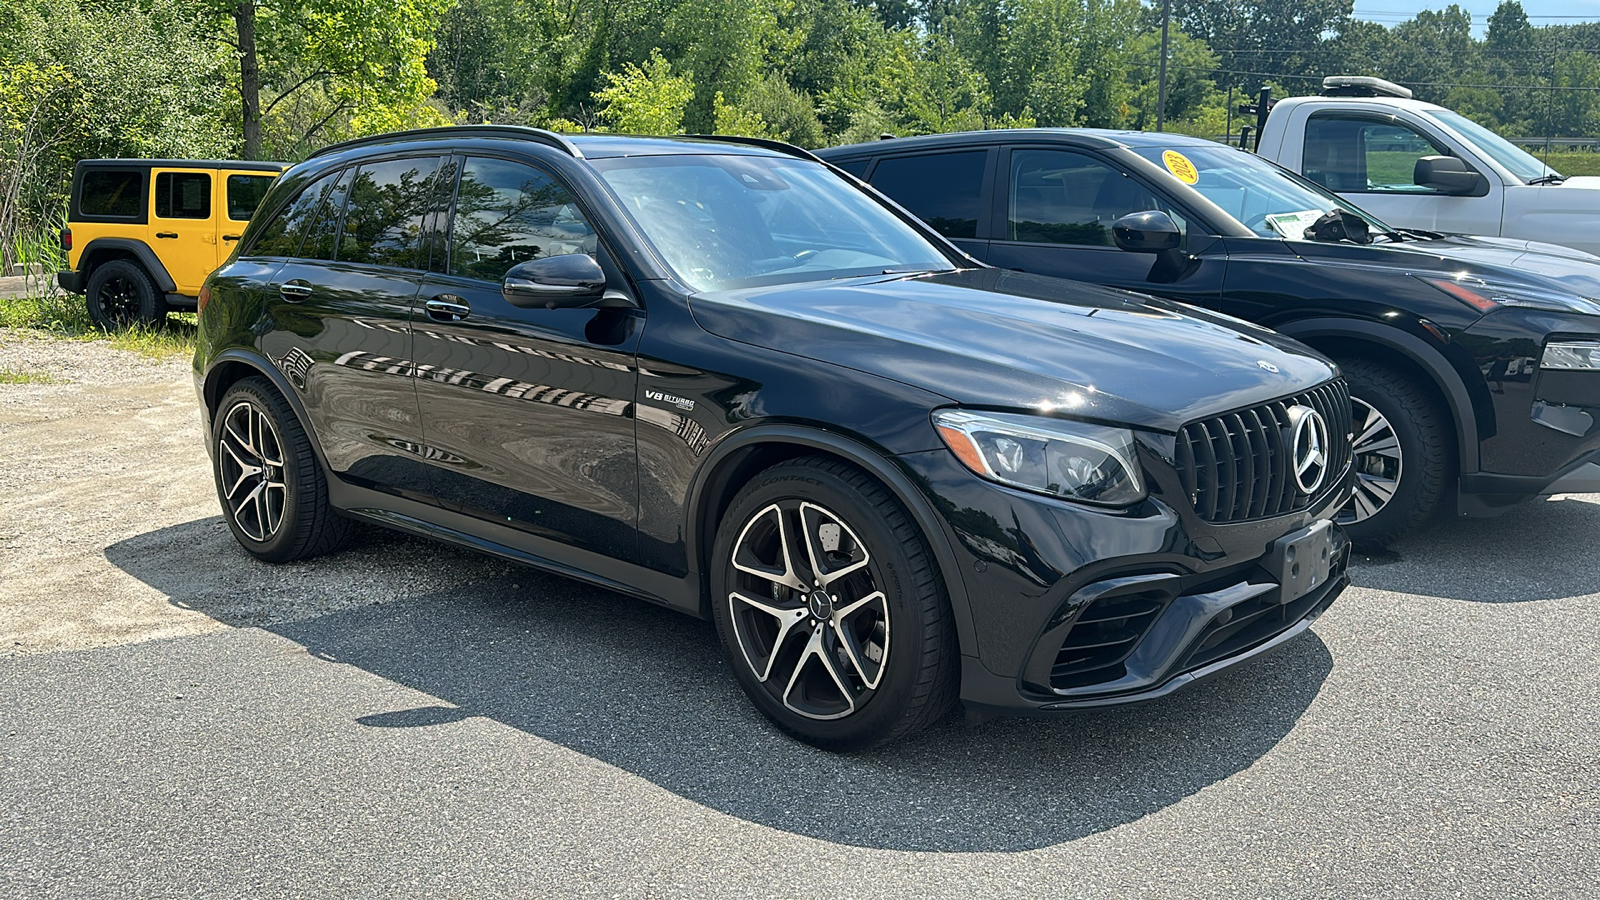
[411,154,642,562]
[148,166,219,294]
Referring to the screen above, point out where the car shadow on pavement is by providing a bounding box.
[1352,494,1600,603]
[107,517,1333,853]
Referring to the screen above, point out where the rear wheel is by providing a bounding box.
[710,457,957,750]
[1335,359,1451,547]
[85,259,165,330]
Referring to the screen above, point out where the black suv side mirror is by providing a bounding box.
[1111,210,1182,253]
[1414,156,1488,196]
[502,254,607,309]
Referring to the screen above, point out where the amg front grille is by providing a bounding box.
[1175,379,1351,524]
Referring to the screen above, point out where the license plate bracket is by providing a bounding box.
[1263,519,1334,604]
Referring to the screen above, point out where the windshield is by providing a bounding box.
[591,155,957,291]
[1130,143,1397,240]
[1430,109,1559,182]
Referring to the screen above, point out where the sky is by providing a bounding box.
[1352,1,1600,37]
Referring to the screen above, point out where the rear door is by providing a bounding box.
[219,170,278,257]
[148,166,218,294]
[864,149,994,262]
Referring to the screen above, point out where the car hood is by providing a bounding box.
[1291,233,1600,298]
[1553,176,1600,191]
[687,268,1336,433]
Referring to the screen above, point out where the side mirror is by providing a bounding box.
[502,254,606,309]
[1112,211,1182,253]
[1414,156,1487,196]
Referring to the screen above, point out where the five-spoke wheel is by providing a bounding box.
[218,398,288,543]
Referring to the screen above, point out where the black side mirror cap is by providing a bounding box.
[502,254,610,309]
[1112,210,1182,253]
[1414,155,1489,196]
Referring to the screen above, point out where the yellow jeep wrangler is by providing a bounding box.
[57,159,286,329]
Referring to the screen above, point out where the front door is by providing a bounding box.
[148,167,218,295]
[412,154,642,561]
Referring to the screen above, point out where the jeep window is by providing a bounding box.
[79,169,143,218]
[594,154,954,292]
[448,157,597,281]
[227,175,275,221]
[300,168,354,261]
[1008,149,1176,246]
[336,157,442,269]
[248,170,342,257]
[155,172,211,219]
[866,152,986,239]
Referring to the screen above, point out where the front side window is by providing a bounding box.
[1431,109,1557,182]
[336,157,443,269]
[80,169,144,218]
[1007,149,1173,246]
[227,175,276,221]
[594,154,956,292]
[867,151,987,239]
[155,172,211,219]
[1303,115,1449,193]
[449,157,596,281]
[247,170,340,257]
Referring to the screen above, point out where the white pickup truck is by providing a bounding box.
[1255,76,1600,256]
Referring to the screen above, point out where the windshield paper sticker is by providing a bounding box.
[1162,150,1199,184]
[1263,210,1328,239]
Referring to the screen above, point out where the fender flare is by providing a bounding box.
[202,348,333,475]
[1275,317,1481,473]
[79,238,178,294]
[684,424,980,660]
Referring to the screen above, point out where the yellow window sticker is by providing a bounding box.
[1162,150,1199,185]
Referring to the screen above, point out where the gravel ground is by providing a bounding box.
[2,328,1597,898]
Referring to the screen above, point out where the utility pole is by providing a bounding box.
[1156,0,1171,132]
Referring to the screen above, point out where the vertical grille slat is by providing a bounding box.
[1174,379,1351,524]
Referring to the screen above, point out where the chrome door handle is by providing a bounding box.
[425,296,471,321]
[278,281,313,302]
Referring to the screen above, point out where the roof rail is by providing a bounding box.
[309,125,584,160]
[689,134,824,164]
[1322,75,1413,100]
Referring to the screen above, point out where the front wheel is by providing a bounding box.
[710,457,957,750]
[1335,359,1452,547]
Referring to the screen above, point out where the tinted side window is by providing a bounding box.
[449,157,596,281]
[155,172,211,219]
[227,175,275,220]
[833,157,871,178]
[868,152,986,239]
[80,170,144,218]
[336,157,443,269]
[1008,149,1166,247]
[247,171,340,257]
[300,168,354,262]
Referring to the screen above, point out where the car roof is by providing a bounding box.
[820,128,1224,157]
[75,159,287,172]
[308,126,799,163]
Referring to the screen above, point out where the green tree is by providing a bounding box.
[594,50,696,134]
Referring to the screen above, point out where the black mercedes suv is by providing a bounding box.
[820,131,1600,546]
[195,127,1352,749]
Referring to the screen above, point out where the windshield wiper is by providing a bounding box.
[1528,174,1566,185]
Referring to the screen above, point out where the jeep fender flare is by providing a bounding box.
[684,424,980,661]
[1275,317,1481,473]
[79,238,177,294]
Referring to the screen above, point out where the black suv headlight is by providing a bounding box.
[1421,275,1600,317]
[1541,340,1600,371]
[932,410,1145,506]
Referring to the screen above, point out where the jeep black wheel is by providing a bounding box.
[85,259,164,330]
[710,457,957,750]
[213,377,351,562]
[1335,359,1451,547]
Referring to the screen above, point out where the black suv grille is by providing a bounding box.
[1174,379,1351,524]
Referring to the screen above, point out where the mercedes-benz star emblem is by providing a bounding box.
[1257,360,1280,373]
[1287,405,1330,494]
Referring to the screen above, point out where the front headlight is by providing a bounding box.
[1420,275,1600,317]
[1541,340,1600,370]
[932,410,1145,506]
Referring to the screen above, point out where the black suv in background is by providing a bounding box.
[820,131,1600,545]
[195,127,1352,748]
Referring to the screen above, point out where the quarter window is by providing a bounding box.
[1007,149,1169,246]
[336,156,443,269]
[1303,115,1450,193]
[79,169,144,218]
[247,170,341,257]
[868,152,986,239]
[449,157,597,281]
[155,172,211,219]
[226,175,276,221]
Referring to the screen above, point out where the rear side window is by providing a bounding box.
[300,168,354,261]
[227,175,276,220]
[79,169,144,218]
[868,151,986,239]
[336,157,443,269]
[155,172,211,219]
[449,157,597,281]
[247,170,341,257]
[832,157,871,178]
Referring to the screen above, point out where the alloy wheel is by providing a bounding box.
[726,500,890,720]
[217,399,288,542]
[1338,395,1403,525]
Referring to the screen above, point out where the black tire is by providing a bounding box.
[710,457,957,750]
[85,259,165,330]
[212,376,351,562]
[1336,358,1452,547]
